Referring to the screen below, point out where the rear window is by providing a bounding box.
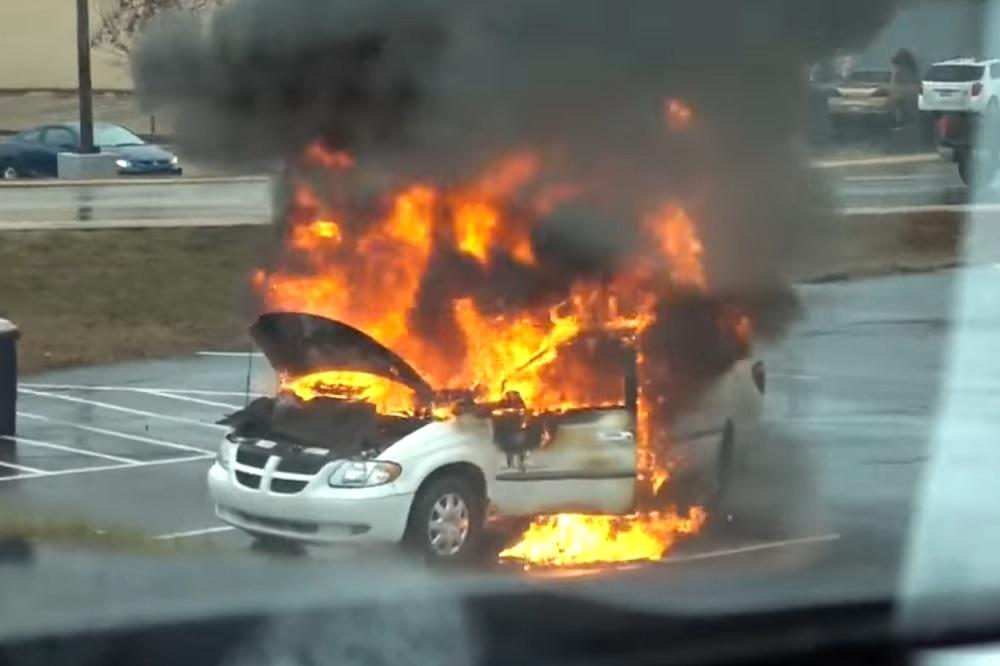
[925,64,985,82]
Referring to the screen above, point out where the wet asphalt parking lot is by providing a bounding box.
[0,264,974,578]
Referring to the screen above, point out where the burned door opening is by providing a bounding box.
[490,339,639,516]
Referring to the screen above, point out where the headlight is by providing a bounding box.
[169,155,179,165]
[217,439,232,470]
[115,158,130,169]
[329,460,401,488]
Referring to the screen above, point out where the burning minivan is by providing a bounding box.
[207,311,764,564]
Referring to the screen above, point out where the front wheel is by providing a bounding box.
[405,475,486,565]
[1,165,17,180]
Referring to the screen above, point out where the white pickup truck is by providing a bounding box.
[207,312,764,564]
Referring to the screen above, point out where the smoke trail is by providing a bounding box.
[136,0,896,296]
[134,0,900,398]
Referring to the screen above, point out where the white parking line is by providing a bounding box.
[138,389,241,411]
[20,383,265,399]
[0,453,214,483]
[17,412,214,455]
[154,525,236,540]
[1,434,139,464]
[661,533,841,564]
[842,174,950,183]
[0,459,47,475]
[18,388,230,431]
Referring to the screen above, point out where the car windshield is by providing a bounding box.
[87,124,144,147]
[925,64,985,82]
[3,0,1000,661]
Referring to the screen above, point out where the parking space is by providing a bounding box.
[0,353,271,538]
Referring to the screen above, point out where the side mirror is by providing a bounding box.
[59,143,80,153]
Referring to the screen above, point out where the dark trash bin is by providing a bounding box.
[0,318,18,438]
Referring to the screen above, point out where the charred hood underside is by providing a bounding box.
[221,395,428,456]
[251,312,434,401]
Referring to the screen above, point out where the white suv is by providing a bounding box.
[919,58,1000,116]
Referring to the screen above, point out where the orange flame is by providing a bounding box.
[499,507,707,567]
[303,141,355,169]
[664,98,693,132]
[645,204,705,290]
[283,370,416,414]
[254,146,753,566]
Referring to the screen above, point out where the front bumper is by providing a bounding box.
[118,166,183,176]
[828,99,895,116]
[207,463,414,545]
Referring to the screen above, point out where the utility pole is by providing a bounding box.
[76,0,95,153]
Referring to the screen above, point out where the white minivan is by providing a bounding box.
[208,312,764,563]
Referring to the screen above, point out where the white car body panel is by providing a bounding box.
[492,409,636,516]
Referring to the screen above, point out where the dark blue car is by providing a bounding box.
[0,122,182,179]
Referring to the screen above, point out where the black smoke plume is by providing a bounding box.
[134,0,899,378]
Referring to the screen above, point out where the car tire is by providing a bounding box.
[405,475,486,566]
[1,166,17,180]
[957,148,999,188]
[658,422,735,514]
[712,421,736,507]
[958,150,973,187]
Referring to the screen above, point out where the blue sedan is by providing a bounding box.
[0,122,182,179]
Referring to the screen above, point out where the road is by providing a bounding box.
[0,266,969,587]
[834,159,971,210]
[0,157,979,230]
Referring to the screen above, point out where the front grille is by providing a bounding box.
[234,441,333,492]
[233,510,319,534]
[276,453,330,475]
[270,478,308,494]
[235,471,261,489]
[236,446,271,469]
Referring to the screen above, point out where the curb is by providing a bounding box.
[0,175,270,188]
[0,219,267,231]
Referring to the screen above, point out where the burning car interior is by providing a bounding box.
[221,312,643,460]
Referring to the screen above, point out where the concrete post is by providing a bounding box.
[0,319,19,438]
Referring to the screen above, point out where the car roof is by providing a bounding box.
[931,58,999,66]
[20,121,122,135]
[58,121,122,130]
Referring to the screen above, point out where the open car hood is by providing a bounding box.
[251,312,434,400]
